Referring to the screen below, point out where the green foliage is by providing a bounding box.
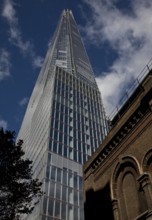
[0,128,42,220]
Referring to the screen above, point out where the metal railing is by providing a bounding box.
[108,57,152,121]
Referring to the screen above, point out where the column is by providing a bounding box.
[137,173,152,210]
[112,199,120,220]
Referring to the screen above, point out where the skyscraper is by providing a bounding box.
[17,10,108,220]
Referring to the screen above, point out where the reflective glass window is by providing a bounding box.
[57,168,62,183]
[50,181,55,197]
[56,183,61,199]
[54,200,60,218]
[51,166,56,181]
[62,185,67,201]
[48,198,54,216]
[61,203,67,219]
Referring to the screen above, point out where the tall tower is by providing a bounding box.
[18,10,108,220]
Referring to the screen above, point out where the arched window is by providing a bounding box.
[111,156,147,220]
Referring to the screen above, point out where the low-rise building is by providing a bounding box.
[83,70,152,220]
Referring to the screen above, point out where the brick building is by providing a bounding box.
[83,69,152,220]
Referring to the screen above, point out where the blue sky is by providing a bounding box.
[0,0,152,134]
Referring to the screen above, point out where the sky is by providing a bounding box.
[0,0,152,135]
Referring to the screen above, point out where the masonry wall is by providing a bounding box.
[83,74,152,220]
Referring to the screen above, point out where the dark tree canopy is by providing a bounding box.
[0,128,42,220]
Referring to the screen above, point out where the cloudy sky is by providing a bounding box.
[0,0,152,134]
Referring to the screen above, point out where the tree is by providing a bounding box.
[0,128,42,220]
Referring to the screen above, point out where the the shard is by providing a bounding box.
[17,10,108,220]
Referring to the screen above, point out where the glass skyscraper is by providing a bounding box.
[17,10,108,220]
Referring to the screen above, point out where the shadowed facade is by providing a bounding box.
[83,68,152,220]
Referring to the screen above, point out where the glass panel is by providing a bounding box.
[64,145,67,157]
[45,178,49,195]
[74,189,78,206]
[48,198,54,216]
[74,150,77,162]
[46,165,50,179]
[62,185,67,201]
[51,166,56,181]
[61,203,67,220]
[79,176,83,189]
[63,168,67,185]
[68,205,74,219]
[57,167,62,183]
[74,206,78,220]
[58,142,62,155]
[74,173,78,189]
[56,183,61,199]
[43,196,47,214]
[54,200,60,218]
[69,187,74,204]
[68,171,73,187]
[50,181,55,198]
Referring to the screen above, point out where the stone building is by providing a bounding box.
[83,68,152,220]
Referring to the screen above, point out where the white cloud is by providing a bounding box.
[2,0,16,23]
[0,118,8,130]
[33,56,44,68]
[2,0,43,68]
[19,97,29,107]
[82,0,152,116]
[0,48,11,81]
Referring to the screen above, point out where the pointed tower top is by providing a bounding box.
[62,9,73,17]
[56,8,96,84]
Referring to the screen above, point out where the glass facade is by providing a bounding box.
[17,10,108,220]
